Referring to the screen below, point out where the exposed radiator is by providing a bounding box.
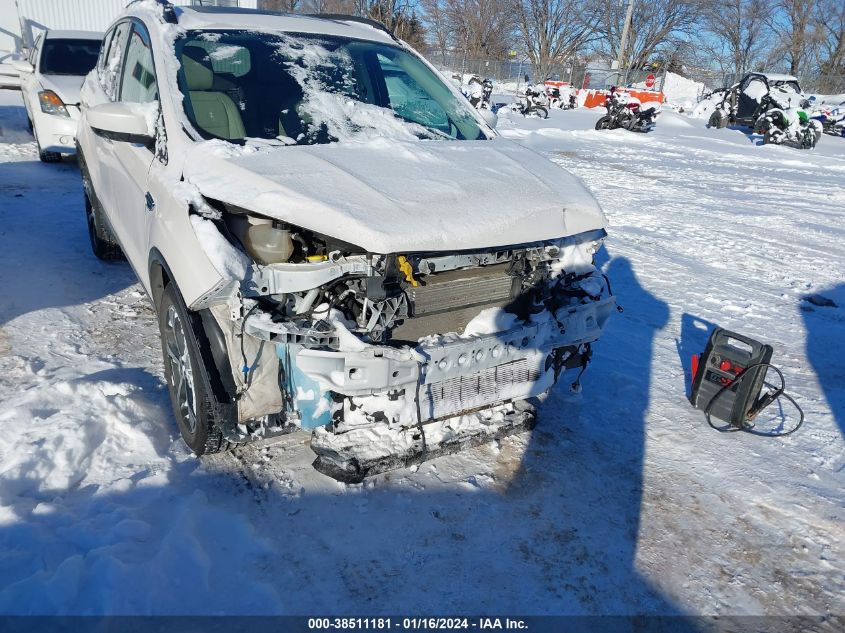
[406,264,517,316]
[390,264,518,342]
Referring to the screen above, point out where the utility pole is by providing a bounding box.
[616,0,634,83]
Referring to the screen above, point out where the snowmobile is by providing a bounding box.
[810,107,845,137]
[595,88,658,132]
[753,94,823,149]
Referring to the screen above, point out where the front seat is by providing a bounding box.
[181,51,245,141]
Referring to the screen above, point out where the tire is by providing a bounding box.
[158,282,232,456]
[595,115,613,130]
[708,111,727,129]
[529,106,548,119]
[82,180,124,261]
[801,128,820,150]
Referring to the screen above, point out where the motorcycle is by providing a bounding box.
[479,78,493,110]
[753,93,823,149]
[513,84,549,119]
[595,88,658,132]
[461,76,487,109]
[546,85,577,110]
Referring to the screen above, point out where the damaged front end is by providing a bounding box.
[192,200,615,482]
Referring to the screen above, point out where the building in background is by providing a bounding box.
[0,0,258,54]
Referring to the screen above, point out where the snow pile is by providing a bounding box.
[189,215,251,279]
[633,72,707,109]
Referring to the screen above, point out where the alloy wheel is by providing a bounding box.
[164,305,198,434]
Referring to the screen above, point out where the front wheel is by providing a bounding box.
[528,106,548,119]
[708,110,727,129]
[595,115,613,130]
[801,126,821,149]
[84,192,124,261]
[158,283,231,456]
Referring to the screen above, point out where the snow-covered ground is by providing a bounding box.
[0,89,843,616]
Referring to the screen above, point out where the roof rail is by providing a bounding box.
[306,13,392,36]
[125,0,179,24]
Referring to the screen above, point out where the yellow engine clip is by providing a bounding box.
[397,255,419,287]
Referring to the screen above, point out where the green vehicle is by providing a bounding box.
[708,72,822,149]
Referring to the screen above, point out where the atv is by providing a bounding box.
[707,72,821,149]
[754,99,823,149]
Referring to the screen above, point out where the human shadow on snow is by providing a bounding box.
[801,284,845,439]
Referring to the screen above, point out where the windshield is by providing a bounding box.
[175,30,487,144]
[40,38,101,76]
[771,80,802,93]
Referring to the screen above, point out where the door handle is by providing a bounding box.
[145,192,155,212]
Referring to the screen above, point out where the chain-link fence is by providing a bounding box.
[427,50,844,101]
[428,52,581,93]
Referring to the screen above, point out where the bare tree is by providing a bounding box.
[700,0,770,80]
[598,0,699,72]
[259,0,303,12]
[300,0,358,14]
[814,0,845,91]
[419,0,452,62]
[515,0,601,80]
[368,0,428,50]
[768,0,818,76]
[443,0,516,60]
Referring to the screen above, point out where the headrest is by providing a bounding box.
[181,46,213,91]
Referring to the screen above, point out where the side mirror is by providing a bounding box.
[86,102,154,145]
[12,60,33,74]
[478,108,497,129]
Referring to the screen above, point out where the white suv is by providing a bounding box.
[77,1,615,481]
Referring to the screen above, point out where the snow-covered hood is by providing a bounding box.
[183,137,607,253]
[39,74,85,105]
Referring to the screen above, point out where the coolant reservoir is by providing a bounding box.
[227,214,294,264]
[244,222,294,264]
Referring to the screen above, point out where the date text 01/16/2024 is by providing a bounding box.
[307,618,528,630]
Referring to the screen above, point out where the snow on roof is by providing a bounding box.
[162,7,396,44]
[44,30,103,40]
[754,72,799,82]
